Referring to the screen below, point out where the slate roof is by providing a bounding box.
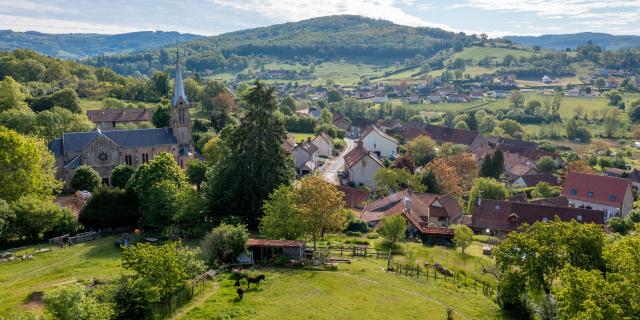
[489,136,538,149]
[51,128,178,156]
[499,144,558,162]
[332,114,351,130]
[64,154,82,169]
[561,172,631,207]
[297,139,319,155]
[172,50,189,106]
[402,123,480,145]
[471,199,605,233]
[86,108,153,123]
[360,124,398,144]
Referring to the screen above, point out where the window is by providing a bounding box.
[577,215,583,221]
[125,155,132,166]
[570,188,577,195]
[142,153,149,163]
[608,195,617,201]
[587,192,594,197]
[542,217,549,222]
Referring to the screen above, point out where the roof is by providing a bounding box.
[350,118,374,129]
[561,172,631,207]
[55,128,178,155]
[282,133,296,154]
[490,137,538,149]
[48,138,64,157]
[337,185,370,209]
[360,190,462,224]
[297,139,319,155]
[247,239,306,248]
[517,173,560,187]
[332,114,351,130]
[64,154,82,169]
[471,199,605,233]
[314,132,333,145]
[86,108,153,123]
[530,196,569,207]
[499,144,558,162]
[360,125,398,144]
[402,123,480,146]
[343,143,383,169]
[172,50,189,106]
[604,167,626,178]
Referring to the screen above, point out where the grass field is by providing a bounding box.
[178,259,506,320]
[450,47,536,62]
[0,236,122,316]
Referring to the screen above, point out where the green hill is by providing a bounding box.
[0,30,203,59]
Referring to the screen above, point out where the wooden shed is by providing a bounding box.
[247,239,306,261]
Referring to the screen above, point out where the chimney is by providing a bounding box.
[356,139,363,147]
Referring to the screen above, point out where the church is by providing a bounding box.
[48,52,194,187]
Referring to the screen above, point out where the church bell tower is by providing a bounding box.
[170,49,193,167]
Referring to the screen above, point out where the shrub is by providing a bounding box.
[366,233,380,239]
[79,187,139,229]
[346,219,370,233]
[110,164,134,189]
[345,231,362,237]
[44,284,113,320]
[608,217,634,234]
[71,165,102,192]
[201,223,248,265]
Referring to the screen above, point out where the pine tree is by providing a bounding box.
[480,152,494,178]
[206,81,295,227]
[466,111,478,131]
[493,149,505,178]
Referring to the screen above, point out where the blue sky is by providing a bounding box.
[1,0,639,37]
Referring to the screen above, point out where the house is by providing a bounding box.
[348,118,374,139]
[489,137,539,150]
[312,132,333,158]
[470,199,605,236]
[282,133,296,155]
[401,123,488,157]
[86,108,154,130]
[372,95,388,103]
[511,173,560,188]
[561,172,633,219]
[295,107,321,118]
[343,140,384,190]
[500,74,517,87]
[247,239,306,262]
[606,77,618,88]
[541,75,552,83]
[469,92,484,100]
[48,52,194,187]
[567,88,581,96]
[503,152,539,181]
[337,185,371,209]
[447,94,467,103]
[498,144,563,166]
[427,95,442,103]
[605,168,640,190]
[294,138,319,175]
[378,118,402,132]
[360,125,398,158]
[332,114,351,131]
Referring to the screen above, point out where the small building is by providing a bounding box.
[348,118,374,139]
[343,140,383,190]
[511,173,560,188]
[294,138,319,175]
[605,168,640,190]
[561,172,633,219]
[332,114,351,131]
[86,108,154,130]
[541,75,552,83]
[248,239,306,261]
[312,132,333,158]
[360,125,398,158]
[337,185,371,209]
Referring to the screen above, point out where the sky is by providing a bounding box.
[1,0,640,37]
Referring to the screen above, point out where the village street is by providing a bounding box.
[320,138,356,185]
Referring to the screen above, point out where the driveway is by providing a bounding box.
[320,138,356,185]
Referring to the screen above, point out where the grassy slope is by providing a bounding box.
[0,236,122,316]
[179,259,506,320]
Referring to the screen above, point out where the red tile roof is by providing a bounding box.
[561,172,631,207]
[248,239,306,247]
[343,143,383,169]
[471,199,605,233]
[337,185,371,209]
[359,190,462,224]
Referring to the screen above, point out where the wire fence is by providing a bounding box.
[0,231,101,264]
[154,270,217,318]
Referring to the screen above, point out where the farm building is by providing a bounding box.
[248,239,306,261]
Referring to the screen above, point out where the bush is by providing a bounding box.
[110,164,134,189]
[79,187,140,229]
[346,219,370,233]
[366,233,380,239]
[10,195,75,241]
[71,165,102,192]
[201,223,248,265]
[345,231,362,237]
[608,217,634,234]
[44,284,113,320]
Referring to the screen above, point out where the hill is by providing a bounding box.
[86,15,474,75]
[504,32,640,51]
[0,30,204,59]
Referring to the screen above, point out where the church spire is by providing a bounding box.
[171,49,188,106]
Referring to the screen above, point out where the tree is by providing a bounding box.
[467,178,509,211]
[10,195,76,241]
[79,187,139,229]
[602,109,624,138]
[445,153,479,191]
[110,164,135,189]
[260,185,307,240]
[0,126,61,202]
[531,182,560,199]
[70,165,102,192]
[201,223,248,265]
[0,76,27,111]
[565,119,591,142]
[608,217,634,234]
[186,160,207,190]
[378,215,407,268]
[150,71,170,97]
[604,90,622,106]
[424,158,463,195]
[374,167,425,194]
[498,120,523,137]
[206,81,294,227]
[327,89,342,103]
[536,156,556,173]
[455,121,469,130]
[391,153,416,173]
[451,224,473,256]
[403,135,437,166]
[36,106,93,140]
[466,111,478,131]
[210,91,235,131]
[420,170,441,194]
[0,199,15,242]
[510,91,525,107]
[320,108,332,124]
[297,176,348,249]
[202,135,226,167]
[44,285,113,320]
[31,88,81,113]
[480,149,504,179]
[151,103,171,128]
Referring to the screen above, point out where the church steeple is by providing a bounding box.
[172,49,188,106]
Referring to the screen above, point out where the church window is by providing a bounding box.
[125,154,133,165]
[142,153,149,163]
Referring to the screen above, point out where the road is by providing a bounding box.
[320,138,356,185]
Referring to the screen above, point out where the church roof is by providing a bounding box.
[49,127,178,156]
[172,50,189,106]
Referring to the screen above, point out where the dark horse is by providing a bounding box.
[245,274,266,289]
[236,286,245,300]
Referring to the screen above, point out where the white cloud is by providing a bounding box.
[210,0,453,30]
[0,15,142,34]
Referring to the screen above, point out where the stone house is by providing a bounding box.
[86,108,154,130]
[294,138,319,175]
[312,132,333,158]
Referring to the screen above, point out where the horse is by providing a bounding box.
[245,274,266,289]
[236,286,245,300]
[234,279,241,288]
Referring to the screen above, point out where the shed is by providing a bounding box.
[248,239,306,261]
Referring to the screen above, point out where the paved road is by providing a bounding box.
[320,138,356,185]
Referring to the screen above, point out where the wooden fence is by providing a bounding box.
[154,269,217,318]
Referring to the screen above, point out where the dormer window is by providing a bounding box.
[608,195,617,201]
[570,188,577,195]
[542,217,549,222]
[587,192,594,197]
[577,215,583,221]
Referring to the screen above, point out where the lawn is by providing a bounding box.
[0,236,123,316]
[178,258,507,320]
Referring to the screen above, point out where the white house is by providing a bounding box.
[343,141,384,190]
[561,172,633,220]
[312,132,333,158]
[294,138,319,175]
[360,125,398,158]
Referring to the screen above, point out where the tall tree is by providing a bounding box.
[206,81,294,227]
[70,165,102,192]
[403,135,437,167]
[296,176,347,250]
[260,185,307,240]
[0,76,27,111]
